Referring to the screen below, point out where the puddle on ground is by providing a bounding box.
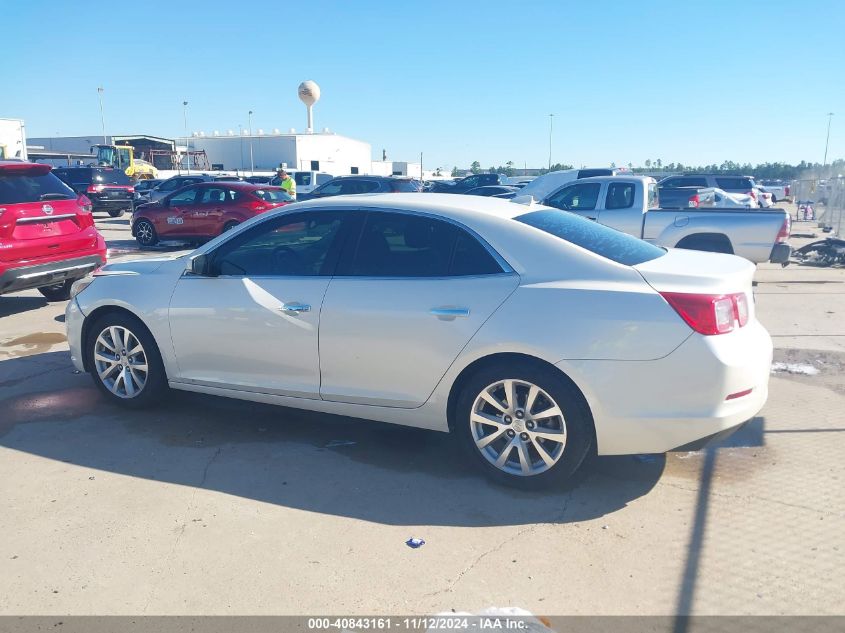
[0,333,67,358]
[0,386,101,436]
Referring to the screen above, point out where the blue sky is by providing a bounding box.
[3,0,843,170]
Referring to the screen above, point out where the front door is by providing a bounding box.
[168,210,349,397]
[318,210,519,408]
[158,186,199,237]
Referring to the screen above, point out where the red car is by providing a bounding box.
[0,161,107,301]
[131,181,293,247]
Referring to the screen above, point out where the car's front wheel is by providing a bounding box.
[108,209,124,218]
[134,219,158,247]
[87,312,167,408]
[455,362,593,488]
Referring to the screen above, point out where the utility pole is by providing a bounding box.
[823,112,834,169]
[239,124,244,172]
[183,101,190,174]
[97,87,107,144]
[548,114,555,171]
[248,110,255,175]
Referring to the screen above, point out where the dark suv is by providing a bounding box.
[53,166,134,217]
[297,176,422,201]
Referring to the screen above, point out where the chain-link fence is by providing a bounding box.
[790,175,844,236]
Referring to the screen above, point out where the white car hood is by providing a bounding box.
[100,254,188,275]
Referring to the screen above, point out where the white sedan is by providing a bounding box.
[66,194,773,487]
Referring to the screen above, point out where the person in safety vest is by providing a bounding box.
[277,168,296,199]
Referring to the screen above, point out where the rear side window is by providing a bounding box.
[0,172,76,204]
[92,169,130,185]
[344,213,503,277]
[516,209,665,266]
[679,177,708,187]
[605,182,635,209]
[647,182,659,209]
[715,177,754,190]
[389,179,422,192]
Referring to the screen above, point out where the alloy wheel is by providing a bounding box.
[470,379,567,476]
[136,221,154,245]
[93,326,149,398]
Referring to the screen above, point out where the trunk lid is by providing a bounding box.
[633,247,755,295]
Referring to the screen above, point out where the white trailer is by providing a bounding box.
[0,118,27,161]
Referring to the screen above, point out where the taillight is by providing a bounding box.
[776,215,791,243]
[688,194,700,208]
[785,185,790,196]
[747,190,757,200]
[87,184,105,193]
[248,198,268,212]
[660,292,750,335]
[127,186,135,193]
[78,194,93,213]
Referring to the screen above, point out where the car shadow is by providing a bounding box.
[0,351,664,527]
[0,295,48,318]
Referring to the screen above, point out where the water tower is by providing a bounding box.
[298,80,321,134]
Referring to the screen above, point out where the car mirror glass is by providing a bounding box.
[187,254,210,276]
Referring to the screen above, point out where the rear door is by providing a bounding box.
[318,210,519,407]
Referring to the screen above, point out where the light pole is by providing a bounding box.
[248,110,255,175]
[97,87,107,144]
[238,124,244,173]
[823,112,834,169]
[183,101,190,174]
[548,114,554,171]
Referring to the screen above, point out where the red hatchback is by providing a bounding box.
[131,182,293,247]
[0,161,107,301]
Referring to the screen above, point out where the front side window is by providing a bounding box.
[343,212,503,277]
[315,180,343,196]
[605,182,635,209]
[159,178,182,192]
[545,182,601,211]
[168,187,199,206]
[252,189,293,203]
[678,177,707,187]
[213,212,345,277]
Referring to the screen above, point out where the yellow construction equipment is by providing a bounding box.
[93,144,158,180]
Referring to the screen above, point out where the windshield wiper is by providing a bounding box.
[39,193,73,200]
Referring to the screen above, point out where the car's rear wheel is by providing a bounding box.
[222,220,239,234]
[87,313,167,408]
[108,209,124,218]
[37,279,74,301]
[455,362,593,488]
[134,219,158,247]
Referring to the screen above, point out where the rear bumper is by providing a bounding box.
[769,243,791,264]
[560,320,773,455]
[0,254,105,295]
[91,197,133,211]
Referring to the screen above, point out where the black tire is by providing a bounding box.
[771,195,778,204]
[85,312,168,408]
[37,279,74,301]
[134,219,158,247]
[222,220,239,234]
[454,361,594,489]
[108,209,124,218]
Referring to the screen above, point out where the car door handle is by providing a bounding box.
[430,307,470,319]
[280,302,311,314]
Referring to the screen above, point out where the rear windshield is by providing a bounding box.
[390,179,423,192]
[0,172,77,204]
[252,189,294,203]
[92,168,131,185]
[715,177,754,190]
[515,209,665,266]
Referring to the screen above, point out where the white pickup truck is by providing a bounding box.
[523,175,791,264]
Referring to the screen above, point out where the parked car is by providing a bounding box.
[0,161,106,300]
[507,168,626,201]
[66,193,772,487]
[658,174,760,209]
[132,178,162,202]
[759,180,791,203]
[297,176,422,201]
[131,182,293,247]
[465,185,521,197]
[534,176,791,263]
[269,170,334,196]
[145,175,217,204]
[52,166,135,218]
[244,175,273,185]
[427,173,506,193]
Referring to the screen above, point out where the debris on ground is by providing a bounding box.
[793,237,845,267]
[325,440,357,448]
[405,537,425,548]
[771,362,820,376]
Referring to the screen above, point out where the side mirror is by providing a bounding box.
[187,254,210,276]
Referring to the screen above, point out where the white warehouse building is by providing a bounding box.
[189,131,372,175]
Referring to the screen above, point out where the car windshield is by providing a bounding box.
[0,171,76,204]
[515,208,665,265]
